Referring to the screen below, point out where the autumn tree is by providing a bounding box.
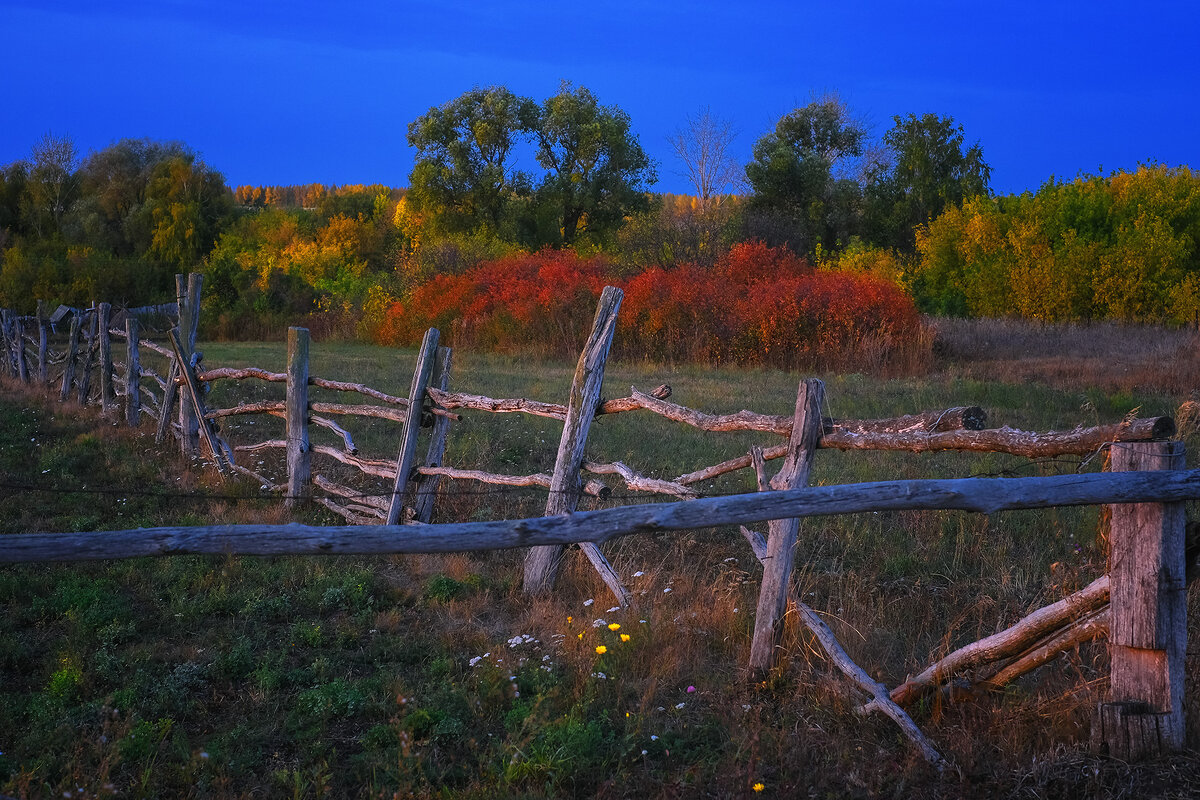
[142,153,234,267]
[669,107,740,212]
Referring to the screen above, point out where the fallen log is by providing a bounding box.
[873,575,1110,711]
[317,497,383,525]
[984,607,1109,691]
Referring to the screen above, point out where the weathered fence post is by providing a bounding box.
[177,274,202,459]
[0,309,10,377]
[285,327,311,508]
[98,303,114,414]
[1096,440,1186,760]
[37,300,50,384]
[167,327,230,475]
[524,286,630,605]
[413,345,454,524]
[749,378,825,672]
[14,315,29,384]
[385,328,440,525]
[77,306,98,403]
[60,314,82,401]
[124,316,141,426]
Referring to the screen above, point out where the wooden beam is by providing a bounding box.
[1102,440,1186,758]
[123,316,140,426]
[59,315,81,402]
[285,327,311,507]
[749,379,824,672]
[413,346,454,523]
[4,469,1200,563]
[524,286,629,605]
[385,328,439,525]
[97,303,115,414]
[168,328,230,475]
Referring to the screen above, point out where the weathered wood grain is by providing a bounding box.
[386,328,439,525]
[3,469,1200,563]
[524,286,629,605]
[285,327,311,507]
[749,379,824,672]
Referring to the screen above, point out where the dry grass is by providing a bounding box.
[931,317,1200,396]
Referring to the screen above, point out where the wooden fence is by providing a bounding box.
[0,277,1193,766]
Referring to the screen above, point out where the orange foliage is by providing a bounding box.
[376,243,921,367]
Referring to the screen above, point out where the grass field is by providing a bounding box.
[1,319,1198,798]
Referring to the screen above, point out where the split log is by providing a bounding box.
[5,470,1200,564]
[582,460,697,499]
[985,607,1109,690]
[37,300,49,384]
[316,497,383,525]
[98,303,114,413]
[313,474,389,511]
[123,317,140,426]
[59,315,81,401]
[236,408,358,454]
[137,339,173,359]
[426,383,672,421]
[750,447,769,493]
[155,358,180,443]
[415,465,611,499]
[675,418,1175,485]
[794,597,946,767]
[820,418,1175,458]
[227,462,280,491]
[207,401,410,424]
[740,525,769,562]
[749,379,824,671]
[197,366,412,407]
[525,286,630,607]
[413,346,455,523]
[167,328,231,474]
[76,310,97,402]
[285,327,311,506]
[877,575,1111,710]
[386,328,439,525]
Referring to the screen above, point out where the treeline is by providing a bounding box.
[1,85,1196,368]
[908,165,1200,324]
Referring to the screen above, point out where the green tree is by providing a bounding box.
[744,96,868,254]
[867,113,991,250]
[406,86,537,234]
[532,83,656,246]
[0,160,29,245]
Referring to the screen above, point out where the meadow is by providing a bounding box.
[1,319,1198,798]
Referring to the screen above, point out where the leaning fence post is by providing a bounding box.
[285,327,311,508]
[37,300,50,385]
[98,303,115,414]
[60,314,82,402]
[412,345,454,524]
[748,378,825,673]
[124,316,141,426]
[385,328,440,525]
[524,286,629,605]
[1096,440,1186,760]
[177,274,202,459]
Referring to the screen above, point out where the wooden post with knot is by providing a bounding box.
[1094,440,1186,760]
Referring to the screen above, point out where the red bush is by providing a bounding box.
[376,242,921,369]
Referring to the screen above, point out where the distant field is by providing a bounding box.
[2,320,1197,798]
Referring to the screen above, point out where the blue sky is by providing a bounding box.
[1,0,1196,195]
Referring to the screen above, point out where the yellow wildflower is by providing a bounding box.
[752,783,765,792]
[595,645,607,654]
[620,633,631,642]
[607,623,621,631]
